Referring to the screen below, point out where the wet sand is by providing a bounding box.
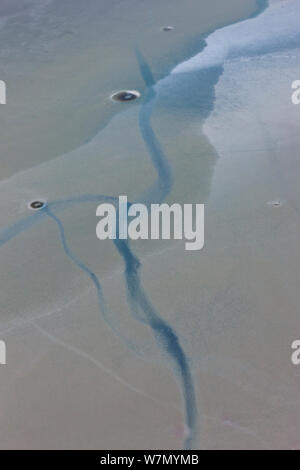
[0,0,257,179]
[1,0,300,450]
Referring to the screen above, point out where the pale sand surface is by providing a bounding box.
[1,0,300,450]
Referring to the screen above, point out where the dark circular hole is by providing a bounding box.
[110,90,140,102]
[267,200,282,208]
[29,200,46,210]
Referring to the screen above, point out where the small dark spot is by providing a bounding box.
[110,90,140,102]
[267,200,282,208]
[161,26,174,32]
[28,200,47,210]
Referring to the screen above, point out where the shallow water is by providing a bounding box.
[0,0,299,450]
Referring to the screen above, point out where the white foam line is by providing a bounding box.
[172,0,300,75]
